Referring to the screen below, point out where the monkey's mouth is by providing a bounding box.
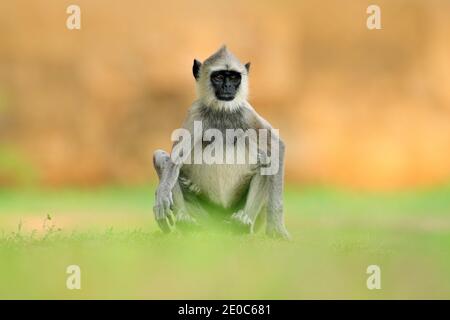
[216,94,235,101]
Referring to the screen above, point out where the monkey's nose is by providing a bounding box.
[223,83,234,91]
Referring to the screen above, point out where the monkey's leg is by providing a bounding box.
[153,150,197,231]
[265,140,291,240]
[231,173,268,233]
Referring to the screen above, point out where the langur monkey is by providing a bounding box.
[152,46,290,239]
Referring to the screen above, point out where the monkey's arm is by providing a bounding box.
[153,110,201,232]
[250,109,291,240]
[153,150,180,231]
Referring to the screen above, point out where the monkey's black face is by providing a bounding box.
[210,70,242,101]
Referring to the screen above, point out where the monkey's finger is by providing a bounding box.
[154,204,165,218]
[157,218,171,233]
[166,211,175,226]
[159,200,173,227]
[163,199,172,216]
[154,205,169,233]
[169,194,174,208]
[167,213,174,226]
[153,204,170,232]
[153,205,161,219]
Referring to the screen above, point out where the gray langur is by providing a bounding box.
[152,46,290,239]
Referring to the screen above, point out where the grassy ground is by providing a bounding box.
[0,184,449,299]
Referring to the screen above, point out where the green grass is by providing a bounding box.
[0,184,450,299]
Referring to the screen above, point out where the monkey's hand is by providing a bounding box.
[176,210,199,232]
[257,150,271,168]
[153,185,175,233]
[230,210,252,233]
[266,223,291,241]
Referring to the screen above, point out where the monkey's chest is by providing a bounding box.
[181,115,258,208]
[182,163,256,209]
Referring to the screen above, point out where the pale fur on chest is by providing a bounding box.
[181,140,257,208]
[182,162,256,208]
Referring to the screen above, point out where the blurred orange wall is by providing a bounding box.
[0,0,449,190]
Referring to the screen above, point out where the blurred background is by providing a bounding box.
[0,0,449,190]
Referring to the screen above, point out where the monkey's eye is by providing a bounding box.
[213,74,224,82]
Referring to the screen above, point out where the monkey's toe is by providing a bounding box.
[176,212,200,232]
[266,224,291,241]
[230,210,252,234]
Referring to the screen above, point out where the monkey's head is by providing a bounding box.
[193,46,250,110]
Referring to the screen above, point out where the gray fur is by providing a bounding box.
[199,104,250,133]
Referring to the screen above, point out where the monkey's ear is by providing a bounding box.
[245,62,251,73]
[193,59,202,80]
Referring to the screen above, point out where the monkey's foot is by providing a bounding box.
[176,211,199,232]
[230,210,253,234]
[266,224,291,241]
